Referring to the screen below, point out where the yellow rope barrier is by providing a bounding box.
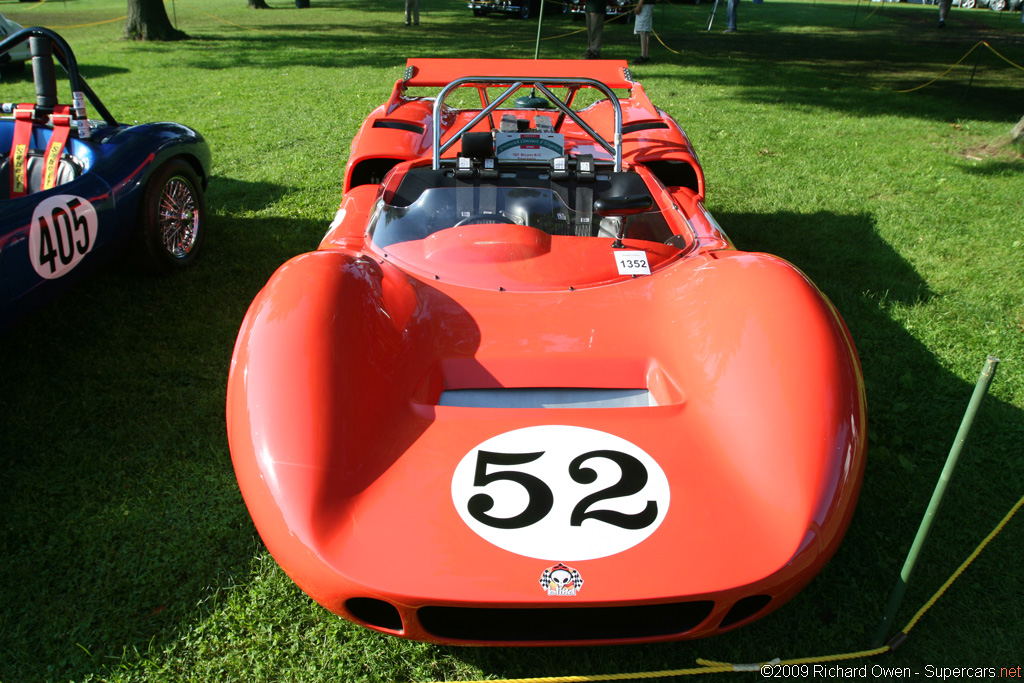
[515,6,689,53]
[511,10,626,45]
[518,24,588,44]
[42,16,127,30]
[900,489,1024,635]
[433,662,736,683]
[185,6,272,33]
[19,0,50,12]
[982,40,1024,73]
[660,0,711,27]
[652,0,730,54]
[854,1,884,24]
[653,27,684,55]
[156,0,272,34]
[896,40,1024,92]
[425,489,1024,683]
[14,0,277,34]
[1,0,122,30]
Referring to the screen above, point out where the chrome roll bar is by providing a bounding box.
[430,75,623,172]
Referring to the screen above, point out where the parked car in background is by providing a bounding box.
[0,13,31,75]
[960,0,1022,10]
[565,0,632,20]
[468,0,563,19]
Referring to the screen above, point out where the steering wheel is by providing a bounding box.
[453,214,518,227]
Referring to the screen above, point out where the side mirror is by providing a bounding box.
[594,195,653,247]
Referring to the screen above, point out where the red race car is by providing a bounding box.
[227,59,867,646]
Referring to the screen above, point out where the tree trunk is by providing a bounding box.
[1011,115,1024,147]
[248,0,273,7]
[124,0,188,41]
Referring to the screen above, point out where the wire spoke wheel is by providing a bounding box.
[158,176,200,259]
[136,158,206,274]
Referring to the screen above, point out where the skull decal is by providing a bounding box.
[539,563,584,596]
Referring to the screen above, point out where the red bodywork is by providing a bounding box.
[227,59,867,646]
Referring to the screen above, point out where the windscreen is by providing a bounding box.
[370,184,675,249]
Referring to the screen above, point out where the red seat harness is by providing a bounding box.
[8,103,74,198]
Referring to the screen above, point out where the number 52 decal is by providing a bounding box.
[452,425,670,561]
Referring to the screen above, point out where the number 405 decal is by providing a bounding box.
[451,425,670,561]
[29,195,99,279]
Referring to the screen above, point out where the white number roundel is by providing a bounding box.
[29,195,98,279]
[451,425,670,561]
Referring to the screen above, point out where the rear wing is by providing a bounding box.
[402,58,635,90]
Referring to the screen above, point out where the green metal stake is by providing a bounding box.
[534,0,547,60]
[963,47,983,104]
[872,355,1000,648]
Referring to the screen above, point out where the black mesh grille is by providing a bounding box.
[418,601,714,642]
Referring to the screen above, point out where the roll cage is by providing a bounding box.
[430,75,624,172]
[0,26,118,135]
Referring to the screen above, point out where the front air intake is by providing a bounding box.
[439,388,655,409]
[719,595,772,628]
[418,601,714,642]
[346,598,403,632]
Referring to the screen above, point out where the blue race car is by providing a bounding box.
[0,27,210,331]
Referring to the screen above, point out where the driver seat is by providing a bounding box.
[0,148,82,199]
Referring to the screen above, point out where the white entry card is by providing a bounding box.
[613,250,651,276]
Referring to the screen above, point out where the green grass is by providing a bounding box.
[1,0,1022,680]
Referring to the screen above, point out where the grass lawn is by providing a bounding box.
[1,0,1022,680]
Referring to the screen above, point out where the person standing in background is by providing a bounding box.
[583,0,607,59]
[405,0,420,26]
[633,0,655,64]
[725,0,738,32]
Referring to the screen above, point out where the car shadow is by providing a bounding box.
[77,64,130,80]
[0,62,127,84]
[209,176,289,215]
[0,211,328,681]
